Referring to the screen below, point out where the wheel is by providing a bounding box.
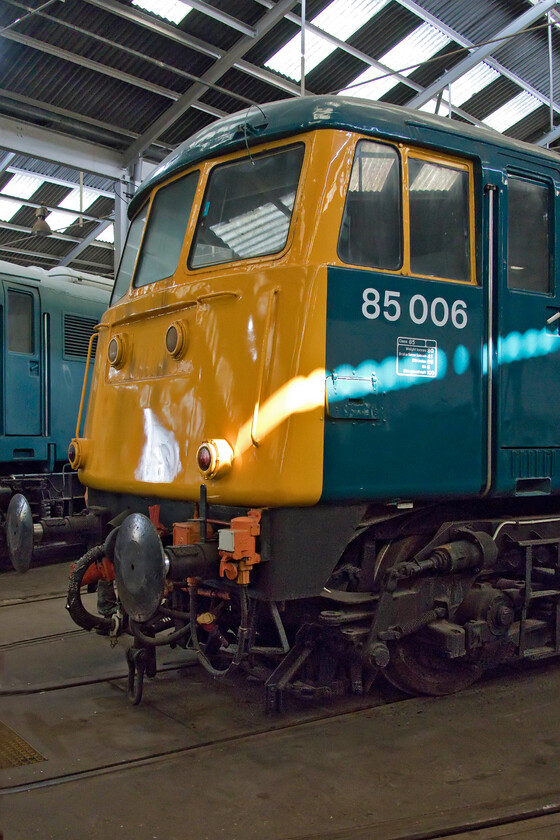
[376,534,483,696]
[384,636,483,696]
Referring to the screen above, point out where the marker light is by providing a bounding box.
[165,320,188,359]
[107,334,126,368]
[68,437,87,469]
[196,439,234,479]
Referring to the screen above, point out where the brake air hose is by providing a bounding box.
[66,544,113,633]
[189,581,249,677]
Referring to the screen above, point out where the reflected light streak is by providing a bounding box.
[232,326,560,456]
[235,368,325,457]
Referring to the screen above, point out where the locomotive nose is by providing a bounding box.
[113,514,166,623]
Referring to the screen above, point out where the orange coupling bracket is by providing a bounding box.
[74,556,115,587]
[219,509,262,585]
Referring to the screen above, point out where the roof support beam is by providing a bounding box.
[0,115,155,181]
[398,0,560,116]
[0,152,16,173]
[0,219,112,249]
[5,167,115,199]
[0,243,112,272]
[58,219,112,267]
[122,0,300,168]
[536,123,560,146]
[0,86,172,151]
[180,0,256,37]
[407,0,559,110]
[83,0,302,96]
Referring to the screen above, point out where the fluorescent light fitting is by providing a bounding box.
[131,0,191,24]
[265,0,390,81]
[483,90,541,132]
[340,22,450,101]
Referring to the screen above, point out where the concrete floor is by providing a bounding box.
[1,564,560,840]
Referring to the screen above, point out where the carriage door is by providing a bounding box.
[4,284,41,435]
[496,167,560,490]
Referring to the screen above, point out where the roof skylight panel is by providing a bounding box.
[265,0,390,81]
[419,62,500,115]
[131,0,191,24]
[96,225,114,244]
[483,90,541,132]
[1,173,45,200]
[0,174,46,222]
[46,187,101,233]
[59,187,99,213]
[340,22,450,101]
[0,198,19,222]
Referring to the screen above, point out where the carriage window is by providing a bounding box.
[189,145,304,268]
[508,177,551,294]
[409,159,471,282]
[111,204,148,304]
[133,172,199,289]
[8,291,33,354]
[338,141,401,270]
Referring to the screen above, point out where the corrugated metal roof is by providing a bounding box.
[1,0,560,281]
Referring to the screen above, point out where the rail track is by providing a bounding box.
[2,568,560,840]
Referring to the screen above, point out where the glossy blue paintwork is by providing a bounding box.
[322,267,485,502]
[130,96,560,220]
[0,263,109,470]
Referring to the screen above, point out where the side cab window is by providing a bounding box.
[507,175,552,294]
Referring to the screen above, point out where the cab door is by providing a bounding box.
[323,139,485,502]
[497,169,560,447]
[3,284,41,435]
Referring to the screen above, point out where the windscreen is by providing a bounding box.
[189,145,305,269]
[110,204,148,305]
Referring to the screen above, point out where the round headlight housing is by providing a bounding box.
[68,437,87,470]
[165,321,188,359]
[107,334,126,368]
[196,439,234,479]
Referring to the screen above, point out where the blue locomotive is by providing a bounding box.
[0,260,110,571]
[64,96,560,707]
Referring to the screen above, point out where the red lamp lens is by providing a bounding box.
[197,445,212,472]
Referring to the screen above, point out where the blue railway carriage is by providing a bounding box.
[65,96,560,708]
[0,260,109,569]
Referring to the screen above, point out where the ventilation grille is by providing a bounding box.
[63,314,98,359]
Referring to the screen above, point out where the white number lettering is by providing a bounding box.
[362,287,381,319]
[361,287,468,329]
[430,297,449,327]
[451,299,468,329]
[409,294,428,325]
[383,290,401,321]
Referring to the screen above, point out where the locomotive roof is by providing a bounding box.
[0,259,111,303]
[130,95,560,220]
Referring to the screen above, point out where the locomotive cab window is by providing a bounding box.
[134,171,199,289]
[339,141,474,283]
[189,144,305,269]
[111,204,148,304]
[409,157,471,283]
[338,140,402,270]
[507,176,551,294]
[8,290,33,354]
